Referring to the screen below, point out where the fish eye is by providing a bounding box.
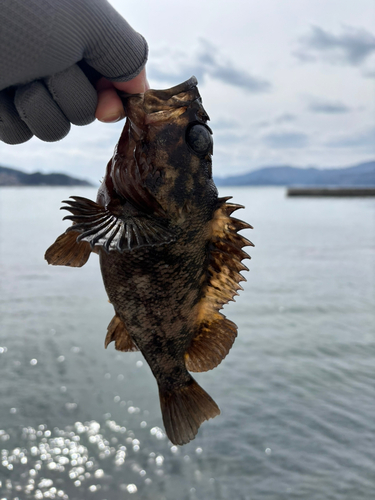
[186,124,213,156]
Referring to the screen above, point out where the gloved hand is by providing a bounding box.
[0,0,148,144]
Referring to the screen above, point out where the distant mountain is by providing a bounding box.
[214,160,375,187]
[0,165,93,187]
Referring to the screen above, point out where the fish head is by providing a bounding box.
[99,77,218,223]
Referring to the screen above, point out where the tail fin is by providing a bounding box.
[159,378,220,445]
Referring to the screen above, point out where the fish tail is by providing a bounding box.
[159,377,220,446]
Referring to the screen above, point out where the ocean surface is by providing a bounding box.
[0,186,374,500]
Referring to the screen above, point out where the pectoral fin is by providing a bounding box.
[105,314,138,352]
[61,196,175,252]
[45,230,92,267]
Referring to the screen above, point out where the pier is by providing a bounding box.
[287,187,375,197]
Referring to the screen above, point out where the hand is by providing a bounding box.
[95,68,150,123]
[0,0,148,144]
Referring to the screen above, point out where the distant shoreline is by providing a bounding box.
[0,184,95,188]
[0,165,93,187]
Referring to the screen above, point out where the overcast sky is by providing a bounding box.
[1,0,374,182]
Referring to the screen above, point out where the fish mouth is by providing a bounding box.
[117,76,205,124]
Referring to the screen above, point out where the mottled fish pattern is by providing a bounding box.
[45,77,253,445]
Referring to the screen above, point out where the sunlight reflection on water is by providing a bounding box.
[1,419,214,500]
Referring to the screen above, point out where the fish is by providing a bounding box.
[45,76,253,445]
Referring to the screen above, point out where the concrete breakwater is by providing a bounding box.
[287,187,375,197]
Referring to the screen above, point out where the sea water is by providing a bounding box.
[0,186,374,500]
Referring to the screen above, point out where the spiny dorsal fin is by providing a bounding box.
[105,314,139,352]
[185,197,253,372]
[205,197,253,310]
[61,196,175,252]
[45,230,92,267]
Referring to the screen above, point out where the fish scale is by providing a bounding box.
[45,77,253,445]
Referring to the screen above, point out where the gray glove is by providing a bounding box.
[0,0,148,144]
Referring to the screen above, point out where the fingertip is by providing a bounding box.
[95,86,125,123]
[95,67,149,123]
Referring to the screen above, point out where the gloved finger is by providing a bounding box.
[82,1,148,83]
[0,90,33,144]
[44,64,97,126]
[15,81,70,142]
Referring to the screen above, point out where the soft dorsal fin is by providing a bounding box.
[61,196,175,252]
[185,197,253,372]
[185,313,238,372]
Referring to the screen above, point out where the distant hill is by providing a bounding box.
[0,165,93,187]
[215,160,375,187]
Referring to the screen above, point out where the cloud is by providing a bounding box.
[210,118,240,130]
[294,25,375,66]
[275,113,296,123]
[214,132,246,145]
[263,132,308,149]
[308,99,350,114]
[148,39,271,93]
[326,127,375,149]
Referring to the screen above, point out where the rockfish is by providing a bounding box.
[45,77,253,445]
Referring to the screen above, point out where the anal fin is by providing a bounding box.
[45,230,91,267]
[185,314,237,372]
[105,314,138,352]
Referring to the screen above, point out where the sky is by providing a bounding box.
[0,0,374,182]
